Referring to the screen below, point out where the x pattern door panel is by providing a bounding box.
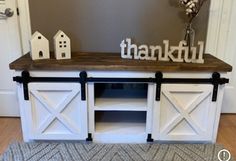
[28,83,87,140]
[159,84,215,141]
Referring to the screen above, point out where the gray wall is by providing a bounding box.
[29,0,210,52]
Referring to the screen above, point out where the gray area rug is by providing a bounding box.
[0,142,234,161]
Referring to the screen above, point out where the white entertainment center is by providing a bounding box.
[10,52,232,143]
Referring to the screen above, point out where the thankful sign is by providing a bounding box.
[120,38,204,64]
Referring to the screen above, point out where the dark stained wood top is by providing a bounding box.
[9,52,232,72]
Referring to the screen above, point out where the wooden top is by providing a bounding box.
[9,52,232,72]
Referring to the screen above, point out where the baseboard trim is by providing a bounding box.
[221,85,236,113]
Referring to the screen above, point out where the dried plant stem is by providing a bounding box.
[188,0,206,23]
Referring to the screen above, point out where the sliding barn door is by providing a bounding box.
[26,83,87,140]
[152,84,216,141]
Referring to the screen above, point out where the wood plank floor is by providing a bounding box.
[0,114,235,159]
[0,117,22,154]
[217,114,236,159]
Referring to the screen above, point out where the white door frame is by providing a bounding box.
[206,0,236,113]
[17,0,31,55]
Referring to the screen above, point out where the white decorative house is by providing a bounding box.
[30,31,50,60]
[53,30,71,60]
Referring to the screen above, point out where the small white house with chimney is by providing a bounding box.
[30,31,50,60]
[53,30,71,60]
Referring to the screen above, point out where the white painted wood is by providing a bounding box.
[93,122,146,143]
[212,85,225,142]
[20,71,80,77]
[205,0,224,56]
[17,83,31,141]
[53,30,71,60]
[95,122,146,134]
[121,38,205,63]
[87,71,156,78]
[146,84,155,134]
[93,86,148,111]
[94,133,146,143]
[222,86,236,113]
[88,71,227,79]
[205,0,234,62]
[22,83,88,140]
[15,70,228,142]
[93,113,147,143]
[30,31,50,60]
[0,91,19,116]
[152,84,217,142]
[17,0,31,54]
[88,83,95,135]
[20,70,227,79]
[214,0,234,61]
[221,0,236,66]
[95,98,147,111]
[152,84,161,139]
[206,0,236,113]
[88,82,154,143]
[220,0,236,113]
[0,0,22,116]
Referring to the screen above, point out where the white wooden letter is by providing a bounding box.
[127,39,138,59]
[150,45,162,61]
[195,41,205,64]
[181,40,192,63]
[177,41,187,62]
[163,40,184,62]
[138,45,149,60]
[120,40,130,59]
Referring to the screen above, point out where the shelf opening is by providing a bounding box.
[95,83,148,99]
[94,83,148,111]
[95,111,146,134]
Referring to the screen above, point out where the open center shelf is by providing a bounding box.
[95,111,146,135]
[94,83,148,111]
